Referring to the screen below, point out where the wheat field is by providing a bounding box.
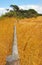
[0,16,42,65]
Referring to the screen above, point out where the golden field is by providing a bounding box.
[0,16,42,65]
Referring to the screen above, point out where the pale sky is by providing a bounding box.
[0,0,42,15]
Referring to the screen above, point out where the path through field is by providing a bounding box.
[0,17,42,65]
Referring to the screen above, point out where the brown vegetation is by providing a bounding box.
[0,16,42,65]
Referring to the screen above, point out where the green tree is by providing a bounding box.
[10,5,19,11]
[28,9,38,14]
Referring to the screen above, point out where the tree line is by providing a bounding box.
[2,5,42,18]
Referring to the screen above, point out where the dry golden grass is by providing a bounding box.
[0,16,42,65]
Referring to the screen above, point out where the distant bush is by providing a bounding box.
[38,14,42,16]
[1,5,42,18]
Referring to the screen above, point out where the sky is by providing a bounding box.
[0,0,42,15]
